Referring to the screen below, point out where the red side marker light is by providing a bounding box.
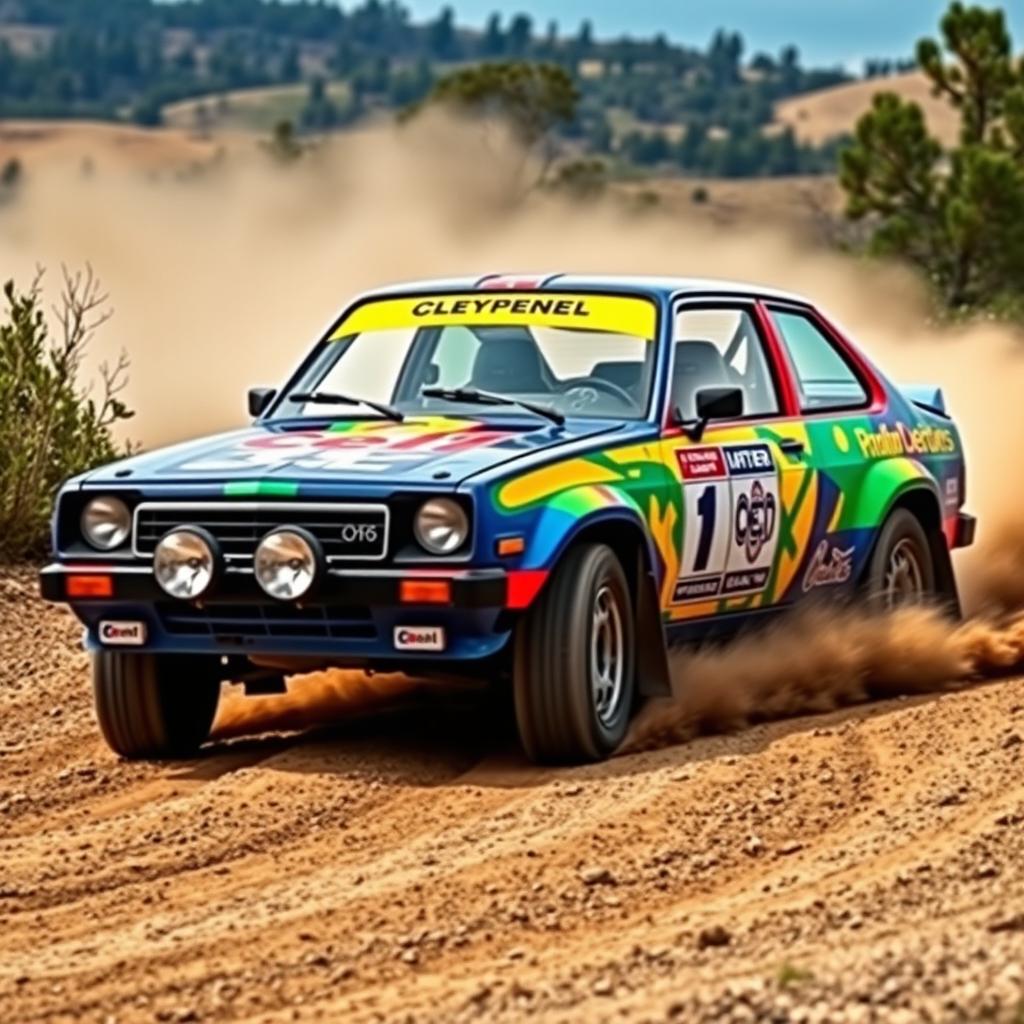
[400,579,452,605]
[66,574,113,599]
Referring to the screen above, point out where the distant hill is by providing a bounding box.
[0,119,235,173]
[775,71,959,147]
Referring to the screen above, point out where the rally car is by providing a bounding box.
[40,274,975,764]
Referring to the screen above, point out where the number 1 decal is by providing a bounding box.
[673,443,780,604]
[692,485,716,573]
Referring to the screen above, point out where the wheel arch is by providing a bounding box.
[542,510,672,697]
[864,479,961,615]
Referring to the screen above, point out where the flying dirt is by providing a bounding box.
[3,122,1024,1021]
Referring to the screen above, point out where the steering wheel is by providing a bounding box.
[556,376,635,410]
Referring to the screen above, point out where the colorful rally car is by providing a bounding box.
[40,274,975,764]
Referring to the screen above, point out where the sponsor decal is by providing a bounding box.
[722,568,771,595]
[673,442,780,603]
[393,626,446,652]
[734,479,776,563]
[676,446,727,480]
[945,477,960,508]
[329,292,658,341]
[411,296,591,319]
[180,423,512,474]
[99,620,147,646]
[802,540,855,592]
[722,443,775,476]
[854,422,956,460]
[672,575,722,602]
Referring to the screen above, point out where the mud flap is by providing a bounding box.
[931,536,963,620]
[635,555,672,697]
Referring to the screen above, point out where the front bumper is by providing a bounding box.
[40,564,548,662]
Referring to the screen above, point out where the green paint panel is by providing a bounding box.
[224,480,300,497]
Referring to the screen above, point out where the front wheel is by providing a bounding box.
[864,508,937,610]
[513,543,636,764]
[92,651,222,759]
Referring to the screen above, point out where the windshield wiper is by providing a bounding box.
[422,386,565,426]
[289,390,404,422]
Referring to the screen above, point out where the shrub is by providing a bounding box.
[0,268,133,562]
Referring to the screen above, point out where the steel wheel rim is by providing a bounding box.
[883,538,925,608]
[590,584,625,726]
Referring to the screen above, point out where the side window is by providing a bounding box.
[673,307,780,419]
[769,309,869,412]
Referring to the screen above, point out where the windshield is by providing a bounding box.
[274,291,659,422]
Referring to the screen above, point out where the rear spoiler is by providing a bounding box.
[899,384,948,417]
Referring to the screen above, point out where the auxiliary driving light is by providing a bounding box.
[81,495,132,551]
[414,498,469,555]
[153,527,217,601]
[254,527,321,601]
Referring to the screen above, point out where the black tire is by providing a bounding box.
[92,651,222,759]
[513,543,636,764]
[864,508,937,610]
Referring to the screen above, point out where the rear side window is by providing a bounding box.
[769,309,869,412]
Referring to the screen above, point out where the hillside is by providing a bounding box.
[775,70,960,147]
[164,81,352,134]
[0,119,236,173]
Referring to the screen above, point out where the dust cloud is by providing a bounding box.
[4,117,1023,747]
[211,669,425,739]
[622,606,1024,753]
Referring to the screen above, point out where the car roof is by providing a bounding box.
[359,273,813,306]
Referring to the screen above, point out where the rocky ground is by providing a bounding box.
[2,568,1024,1024]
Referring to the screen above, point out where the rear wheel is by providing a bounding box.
[865,508,936,610]
[513,543,636,763]
[92,652,222,759]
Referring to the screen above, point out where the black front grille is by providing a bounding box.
[134,502,389,565]
[158,602,377,641]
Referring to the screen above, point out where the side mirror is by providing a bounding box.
[695,386,744,422]
[248,387,276,418]
[674,386,744,441]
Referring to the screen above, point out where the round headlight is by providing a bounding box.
[414,498,469,555]
[81,496,131,551]
[254,528,320,601]
[154,528,217,600]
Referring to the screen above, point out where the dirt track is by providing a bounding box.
[3,569,1024,1024]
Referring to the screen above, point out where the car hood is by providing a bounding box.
[82,416,630,490]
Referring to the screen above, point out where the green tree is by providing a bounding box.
[412,61,579,182]
[264,119,305,162]
[840,2,1024,311]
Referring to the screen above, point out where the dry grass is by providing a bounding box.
[775,71,960,146]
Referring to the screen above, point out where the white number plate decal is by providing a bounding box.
[672,443,779,603]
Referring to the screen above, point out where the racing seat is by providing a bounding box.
[470,335,550,393]
[671,340,737,419]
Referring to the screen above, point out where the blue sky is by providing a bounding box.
[397,1,1023,69]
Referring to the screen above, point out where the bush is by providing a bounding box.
[0,268,133,562]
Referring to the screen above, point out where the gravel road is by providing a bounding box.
[3,569,1024,1024]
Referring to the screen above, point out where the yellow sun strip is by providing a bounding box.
[330,292,658,341]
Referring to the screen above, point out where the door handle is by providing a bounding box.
[779,438,806,456]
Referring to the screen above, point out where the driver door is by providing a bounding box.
[660,302,804,623]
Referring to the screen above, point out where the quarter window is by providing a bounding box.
[769,309,869,411]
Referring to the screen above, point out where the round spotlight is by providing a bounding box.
[81,496,132,551]
[254,528,320,601]
[154,528,217,600]
[414,498,469,555]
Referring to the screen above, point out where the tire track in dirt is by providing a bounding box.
[3,571,1024,1023]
